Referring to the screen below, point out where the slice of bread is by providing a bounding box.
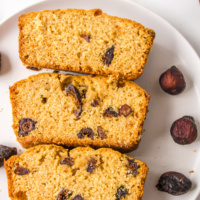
[18,9,155,80]
[10,73,150,152]
[5,145,148,200]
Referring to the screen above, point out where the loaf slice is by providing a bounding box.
[5,145,148,200]
[10,73,150,152]
[18,9,155,80]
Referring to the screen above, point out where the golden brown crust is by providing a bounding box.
[4,159,15,199]
[16,135,140,153]
[18,9,155,80]
[10,73,150,152]
[5,145,148,200]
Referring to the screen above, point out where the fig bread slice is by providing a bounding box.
[5,145,148,200]
[10,73,150,152]
[18,8,155,80]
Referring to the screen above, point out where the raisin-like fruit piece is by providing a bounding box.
[115,186,128,200]
[65,84,82,117]
[94,9,102,16]
[156,171,192,195]
[170,116,197,144]
[126,157,140,176]
[57,189,72,200]
[119,104,132,117]
[19,118,37,137]
[86,158,97,173]
[159,66,186,95]
[14,166,29,175]
[72,195,84,200]
[0,145,17,167]
[60,157,74,166]
[102,45,115,66]
[103,107,118,117]
[80,34,91,42]
[74,107,82,118]
[65,84,82,105]
[91,100,99,107]
[77,128,94,139]
[97,126,107,139]
[26,66,41,71]
[41,97,47,103]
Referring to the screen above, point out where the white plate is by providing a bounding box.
[0,0,200,199]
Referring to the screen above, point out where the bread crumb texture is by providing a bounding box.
[10,73,150,151]
[18,9,155,80]
[5,145,148,200]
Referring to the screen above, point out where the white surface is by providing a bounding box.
[0,0,200,200]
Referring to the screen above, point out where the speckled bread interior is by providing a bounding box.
[5,145,148,200]
[9,73,150,152]
[18,8,155,80]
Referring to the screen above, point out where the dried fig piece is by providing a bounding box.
[115,186,128,200]
[170,116,197,144]
[57,189,72,200]
[26,66,41,71]
[156,171,192,195]
[102,45,115,66]
[41,97,47,103]
[91,100,99,107]
[159,66,186,95]
[80,34,91,42]
[65,84,81,105]
[86,158,97,173]
[94,9,102,16]
[60,157,74,166]
[0,145,17,167]
[97,126,107,139]
[119,104,132,117]
[65,84,82,117]
[19,118,37,137]
[72,195,84,200]
[103,107,118,117]
[77,128,94,139]
[74,107,82,118]
[14,166,29,175]
[126,157,140,176]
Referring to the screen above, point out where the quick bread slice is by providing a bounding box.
[10,73,150,152]
[18,8,155,80]
[5,145,148,200]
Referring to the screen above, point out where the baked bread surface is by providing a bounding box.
[18,9,155,80]
[10,73,150,152]
[5,145,148,200]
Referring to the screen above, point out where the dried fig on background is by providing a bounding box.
[156,171,192,195]
[170,116,197,144]
[0,145,17,167]
[159,66,186,95]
